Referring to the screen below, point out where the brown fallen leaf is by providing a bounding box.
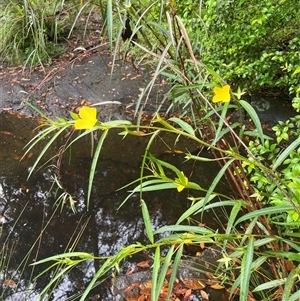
[3,279,16,287]
[210,283,225,290]
[136,261,150,268]
[181,278,206,290]
[124,282,139,292]
[200,289,209,300]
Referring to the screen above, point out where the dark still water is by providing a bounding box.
[0,113,226,301]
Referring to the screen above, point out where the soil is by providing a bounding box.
[0,11,169,121]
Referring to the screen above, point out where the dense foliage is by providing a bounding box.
[200,0,300,95]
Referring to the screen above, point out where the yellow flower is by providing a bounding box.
[212,85,231,103]
[74,106,97,130]
[175,172,189,192]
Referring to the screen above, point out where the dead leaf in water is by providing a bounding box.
[3,279,16,287]
[136,261,150,268]
[181,278,206,290]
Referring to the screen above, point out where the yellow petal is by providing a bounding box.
[175,172,189,192]
[176,184,185,192]
[79,106,97,120]
[75,119,96,130]
[212,85,231,103]
[74,106,97,130]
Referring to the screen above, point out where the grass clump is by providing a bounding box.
[0,0,70,67]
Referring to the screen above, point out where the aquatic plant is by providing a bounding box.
[17,1,300,301]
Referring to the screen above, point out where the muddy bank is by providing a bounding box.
[0,50,169,120]
[1,47,296,127]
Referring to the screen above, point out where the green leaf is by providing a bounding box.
[135,182,176,192]
[272,137,300,170]
[87,129,108,209]
[239,100,264,144]
[25,125,69,179]
[80,258,115,301]
[155,246,175,301]
[141,199,154,244]
[212,101,230,146]
[293,67,300,75]
[176,194,216,225]
[106,0,113,52]
[168,117,195,136]
[253,279,286,292]
[235,205,294,225]
[166,244,183,301]
[153,225,213,235]
[32,252,94,265]
[289,290,300,301]
[69,111,79,120]
[282,266,299,300]
[152,246,160,301]
[240,236,254,301]
[202,159,235,218]
[226,202,242,235]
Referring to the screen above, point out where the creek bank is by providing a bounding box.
[1,50,296,129]
[0,51,169,120]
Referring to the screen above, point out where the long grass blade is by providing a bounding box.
[289,289,300,301]
[80,257,115,301]
[176,194,217,224]
[253,279,286,293]
[201,158,235,219]
[168,117,195,136]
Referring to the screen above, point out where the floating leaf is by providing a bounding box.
[3,279,16,287]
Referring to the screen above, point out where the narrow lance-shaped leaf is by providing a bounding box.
[166,244,183,301]
[282,266,299,300]
[87,129,108,209]
[141,199,154,244]
[272,137,300,170]
[151,246,160,301]
[106,0,113,51]
[155,245,175,301]
[240,236,254,301]
[239,100,264,144]
[168,117,195,136]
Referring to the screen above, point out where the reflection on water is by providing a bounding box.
[0,113,223,300]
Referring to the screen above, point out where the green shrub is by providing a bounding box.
[200,0,300,95]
